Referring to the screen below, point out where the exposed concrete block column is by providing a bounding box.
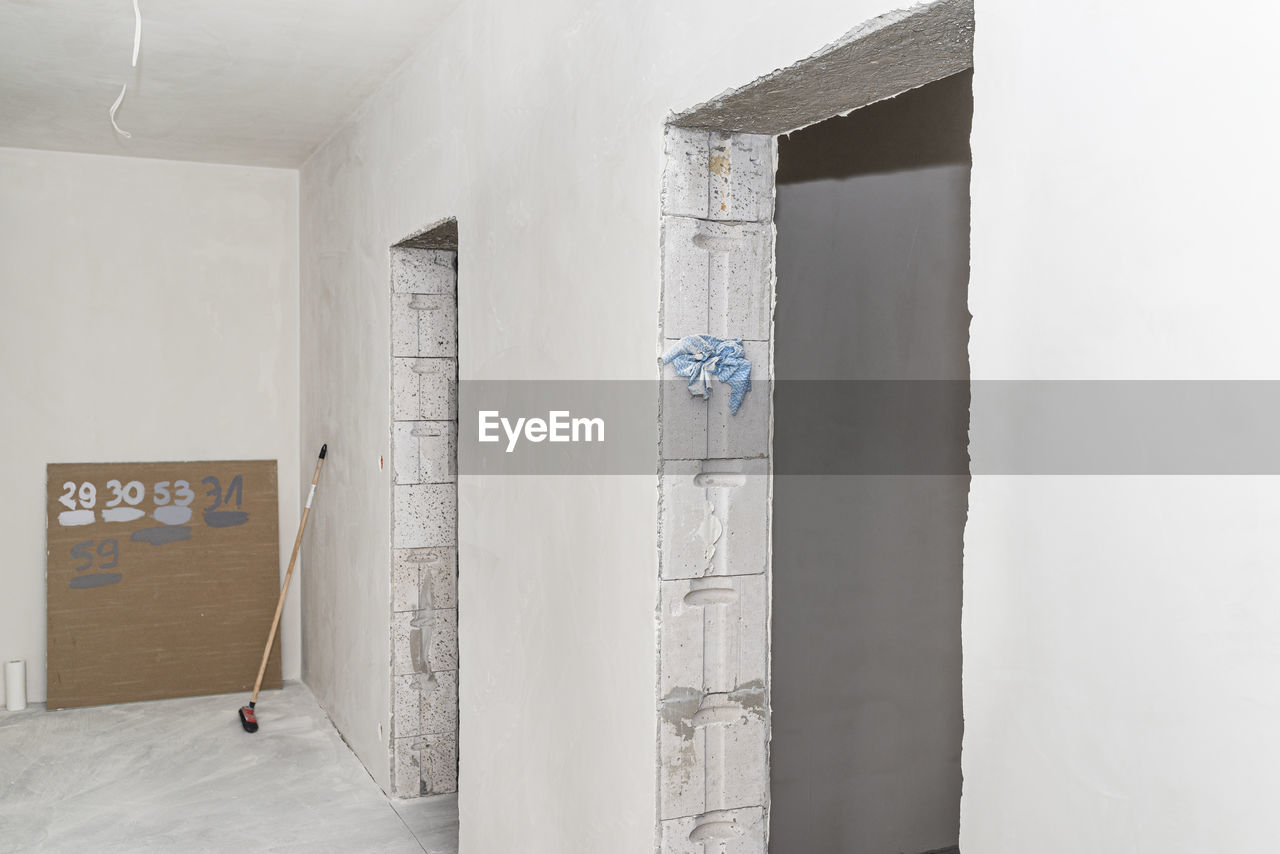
[389,247,459,798]
[654,6,975,848]
[658,126,775,853]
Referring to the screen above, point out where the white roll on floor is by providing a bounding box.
[5,659,26,711]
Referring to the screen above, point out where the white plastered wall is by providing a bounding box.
[0,147,301,702]
[297,0,911,844]
[298,0,1280,851]
[962,2,1280,852]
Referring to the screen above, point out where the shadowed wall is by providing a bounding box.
[770,70,972,853]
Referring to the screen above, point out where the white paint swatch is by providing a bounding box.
[58,509,95,527]
[102,507,146,523]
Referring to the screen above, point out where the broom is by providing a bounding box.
[239,443,327,733]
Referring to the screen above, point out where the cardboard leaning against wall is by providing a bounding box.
[45,460,281,709]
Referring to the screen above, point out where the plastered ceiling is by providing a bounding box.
[0,0,461,167]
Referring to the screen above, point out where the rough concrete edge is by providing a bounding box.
[669,0,973,135]
[388,247,404,799]
[762,134,779,854]
[386,243,401,798]
[653,169,666,854]
[395,217,460,251]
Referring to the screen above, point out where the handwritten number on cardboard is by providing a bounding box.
[70,539,118,572]
[202,475,243,511]
[105,480,144,507]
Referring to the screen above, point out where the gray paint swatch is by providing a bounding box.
[203,511,249,528]
[70,572,122,589]
[131,526,192,546]
[153,505,193,526]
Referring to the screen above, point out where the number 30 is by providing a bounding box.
[105,480,144,507]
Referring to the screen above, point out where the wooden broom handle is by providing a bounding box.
[251,444,326,704]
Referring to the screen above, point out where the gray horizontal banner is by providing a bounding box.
[444,381,1280,475]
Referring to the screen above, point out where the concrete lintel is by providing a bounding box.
[670,0,973,136]
[395,217,459,251]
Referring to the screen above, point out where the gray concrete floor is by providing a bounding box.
[0,682,458,854]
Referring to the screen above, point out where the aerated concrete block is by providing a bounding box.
[412,292,458,357]
[392,547,457,612]
[392,607,458,677]
[659,685,707,820]
[708,133,773,223]
[421,669,458,736]
[663,126,711,219]
[659,688,767,820]
[425,608,458,672]
[392,735,423,797]
[391,611,420,676]
[663,217,710,337]
[704,221,771,342]
[393,674,424,737]
[392,292,458,359]
[392,552,419,613]
[658,572,768,819]
[710,709,768,810]
[392,483,456,549]
[659,459,705,579]
[392,248,456,294]
[420,731,458,794]
[392,294,420,358]
[393,730,457,797]
[661,352,710,461]
[392,547,456,613]
[394,421,454,485]
[421,547,458,610]
[659,573,768,696]
[392,421,421,485]
[660,806,766,854]
[660,459,768,581]
[392,358,456,422]
[414,421,456,483]
[708,340,769,460]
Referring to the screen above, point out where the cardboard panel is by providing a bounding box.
[46,461,281,709]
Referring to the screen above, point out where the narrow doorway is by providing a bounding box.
[388,218,460,846]
[770,70,973,853]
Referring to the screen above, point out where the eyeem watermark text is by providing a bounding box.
[478,410,605,453]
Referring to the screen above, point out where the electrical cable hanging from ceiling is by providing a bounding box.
[109,84,131,138]
[109,0,142,137]
[131,0,141,66]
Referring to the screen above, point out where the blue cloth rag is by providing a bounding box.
[662,335,752,415]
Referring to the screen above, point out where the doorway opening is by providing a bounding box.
[655,2,973,850]
[770,70,972,853]
[389,218,459,807]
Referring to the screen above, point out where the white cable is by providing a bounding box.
[131,0,141,66]
[109,84,132,138]
[108,2,140,137]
